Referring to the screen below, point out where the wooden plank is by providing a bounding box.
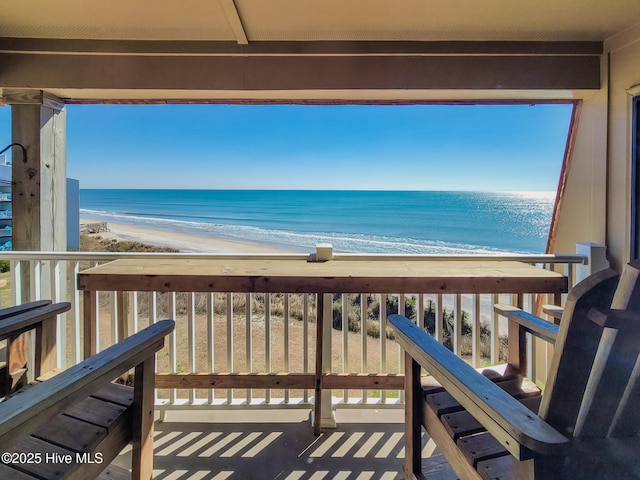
[494,304,558,344]
[0,462,35,480]
[574,309,640,437]
[477,455,514,480]
[538,269,619,435]
[423,401,484,480]
[390,314,567,458]
[427,378,540,417]
[313,293,323,436]
[98,465,131,480]
[322,373,404,389]
[154,372,315,389]
[507,295,527,373]
[77,258,567,295]
[6,435,76,479]
[0,320,173,447]
[0,52,601,92]
[443,395,542,441]
[404,352,422,479]
[83,290,97,358]
[132,356,154,480]
[92,383,134,407]
[64,396,127,429]
[0,300,51,320]
[0,38,604,56]
[33,413,107,453]
[458,431,510,467]
[219,0,248,45]
[542,304,563,322]
[0,303,71,340]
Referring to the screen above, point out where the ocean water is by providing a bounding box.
[79,190,555,254]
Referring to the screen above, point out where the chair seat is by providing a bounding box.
[421,364,542,478]
[1,382,134,479]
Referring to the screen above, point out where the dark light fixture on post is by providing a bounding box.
[0,143,27,164]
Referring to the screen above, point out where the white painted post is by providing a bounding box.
[315,243,333,262]
[321,292,337,427]
[575,242,609,283]
[314,244,337,426]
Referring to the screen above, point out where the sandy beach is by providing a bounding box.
[80,218,298,254]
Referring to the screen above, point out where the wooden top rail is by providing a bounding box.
[0,319,174,448]
[388,314,568,459]
[77,258,568,294]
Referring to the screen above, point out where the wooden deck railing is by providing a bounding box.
[0,248,587,414]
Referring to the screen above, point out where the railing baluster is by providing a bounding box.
[265,292,271,404]
[188,292,196,404]
[436,293,443,345]
[245,292,252,404]
[454,294,462,356]
[361,293,367,403]
[71,261,81,365]
[303,293,309,404]
[227,292,234,405]
[208,292,215,405]
[491,294,499,365]
[284,293,290,404]
[472,294,481,368]
[342,293,348,403]
[50,259,66,369]
[398,293,405,404]
[132,291,139,334]
[381,293,387,404]
[168,292,177,406]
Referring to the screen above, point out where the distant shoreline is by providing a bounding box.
[80,218,298,254]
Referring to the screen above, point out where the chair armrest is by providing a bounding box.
[0,302,71,341]
[542,304,563,322]
[388,314,568,459]
[0,319,174,448]
[0,300,53,320]
[494,304,559,345]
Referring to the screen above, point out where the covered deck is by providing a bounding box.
[1,1,640,478]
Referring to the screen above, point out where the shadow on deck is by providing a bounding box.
[112,408,456,480]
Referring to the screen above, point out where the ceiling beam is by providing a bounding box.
[0,38,602,56]
[219,0,248,45]
[0,52,600,97]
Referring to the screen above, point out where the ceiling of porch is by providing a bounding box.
[1,0,639,42]
[1,1,639,102]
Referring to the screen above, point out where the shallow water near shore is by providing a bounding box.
[81,189,554,254]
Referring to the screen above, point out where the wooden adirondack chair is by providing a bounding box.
[390,259,640,480]
[0,301,175,480]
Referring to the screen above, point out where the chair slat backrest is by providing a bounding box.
[538,267,619,436]
[573,259,640,437]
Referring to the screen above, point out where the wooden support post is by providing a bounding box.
[83,290,97,359]
[3,90,67,375]
[4,90,67,255]
[132,356,155,480]
[404,351,423,479]
[508,294,528,372]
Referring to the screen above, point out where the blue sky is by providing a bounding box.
[0,103,573,191]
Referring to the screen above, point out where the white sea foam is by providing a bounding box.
[80,209,518,255]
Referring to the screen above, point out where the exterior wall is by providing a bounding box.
[552,88,608,257]
[604,27,640,270]
[553,27,640,272]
